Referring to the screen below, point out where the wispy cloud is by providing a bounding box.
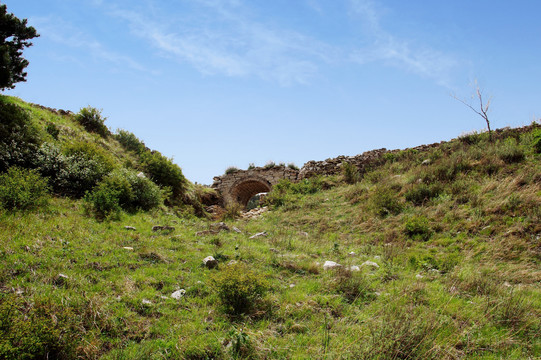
[103,1,334,85]
[30,16,149,73]
[348,0,459,87]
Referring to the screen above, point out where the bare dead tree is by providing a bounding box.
[452,81,493,142]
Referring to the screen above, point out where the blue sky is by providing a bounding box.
[5,0,541,184]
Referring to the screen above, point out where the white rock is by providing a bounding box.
[348,252,356,257]
[142,299,152,305]
[232,226,242,233]
[289,284,295,288]
[374,255,381,260]
[203,256,218,269]
[349,265,361,271]
[361,261,379,269]
[171,289,186,300]
[123,247,134,250]
[249,231,268,239]
[416,274,424,279]
[323,261,342,270]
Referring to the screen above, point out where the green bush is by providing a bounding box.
[0,99,42,172]
[287,163,299,170]
[404,216,432,241]
[371,186,402,217]
[225,166,239,174]
[341,161,361,184]
[0,294,78,359]
[140,150,187,203]
[330,268,375,303]
[36,142,115,197]
[75,106,110,137]
[405,183,442,205]
[85,169,162,218]
[212,263,269,316]
[497,138,525,163]
[0,166,49,210]
[532,129,541,154]
[45,122,60,140]
[115,129,146,153]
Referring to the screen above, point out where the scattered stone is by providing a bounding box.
[323,261,342,270]
[171,289,186,300]
[374,255,381,260]
[232,226,242,233]
[210,222,230,231]
[348,251,356,257]
[289,284,295,288]
[137,172,146,178]
[422,159,431,165]
[298,231,309,237]
[196,230,216,236]
[349,265,361,272]
[249,231,268,239]
[227,260,238,266]
[361,260,380,269]
[241,207,269,219]
[123,247,134,251]
[416,274,424,279]
[152,225,175,232]
[142,299,152,305]
[203,256,218,269]
[124,226,136,231]
[503,281,512,288]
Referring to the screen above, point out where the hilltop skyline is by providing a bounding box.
[5,0,541,184]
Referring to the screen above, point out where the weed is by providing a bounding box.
[497,138,525,163]
[405,183,442,205]
[75,106,110,137]
[0,166,49,210]
[211,263,269,316]
[225,166,240,174]
[341,161,361,184]
[370,186,403,217]
[404,215,432,241]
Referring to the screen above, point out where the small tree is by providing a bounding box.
[452,81,493,142]
[0,5,39,90]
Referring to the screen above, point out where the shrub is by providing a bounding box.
[341,161,361,184]
[287,162,299,170]
[330,268,375,303]
[0,294,79,359]
[222,202,243,220]
[0,99,42,172]
[370,186,402,217]
[225,166,239,174]
[264,161,276,169]
[404,183,442,205]
[532,129,541,154]
[45,122,60,139]
[75,106,109,137]
[140,150,187,203]
[497,138,525,163]
[115,129,146,153]
[37,142,114,197]
[211,263,269,316]
[247,163,255,170]
[404,216,432,241]
[85,169,162,218]
[0,166,49,210]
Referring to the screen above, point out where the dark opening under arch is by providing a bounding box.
[231,179,271,207]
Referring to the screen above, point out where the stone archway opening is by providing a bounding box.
[231,180,271,208]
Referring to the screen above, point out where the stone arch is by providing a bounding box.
[231,177,272,207]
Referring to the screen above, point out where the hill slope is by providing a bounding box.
[0,96,540,359]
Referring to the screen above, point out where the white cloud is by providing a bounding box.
[103,1,334,85]
[348,0,459,87]
[31,16,149,73]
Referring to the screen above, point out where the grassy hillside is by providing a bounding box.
[1,96,540,359]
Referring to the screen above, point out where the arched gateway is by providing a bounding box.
[212,166,299,207]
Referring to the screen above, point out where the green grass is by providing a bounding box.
[1,96,540,358]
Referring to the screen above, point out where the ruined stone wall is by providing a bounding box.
[212,166,299,206]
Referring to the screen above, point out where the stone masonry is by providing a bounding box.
[212,166,299,207]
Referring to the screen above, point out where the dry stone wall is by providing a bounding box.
[212,166,299,207]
